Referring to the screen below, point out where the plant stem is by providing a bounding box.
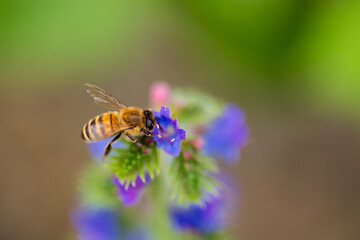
[151,172,176,240]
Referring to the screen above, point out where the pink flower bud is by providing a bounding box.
[150,82,171,106]
[183,151,192,160]
[191,138,204,150]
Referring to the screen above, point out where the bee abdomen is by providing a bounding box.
[81,112,121,142]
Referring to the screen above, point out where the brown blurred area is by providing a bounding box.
[0,79,360,240]
[237,112,360,240]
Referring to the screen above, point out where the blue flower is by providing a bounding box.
[203,104,249,163]
[71,205,152,240]
[152,107,186,156]
[170,175,237,235]
[87,138,126,163]
[170,196,225,235]
[112,175,151,206]
[71,206,122,240]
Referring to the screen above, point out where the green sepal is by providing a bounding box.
[170,88,224,126]
[104,138,159,189]
[168,141,219,206]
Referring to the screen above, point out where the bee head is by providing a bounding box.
[143,109,155,131]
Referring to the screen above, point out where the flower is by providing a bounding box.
[71,206,122,240]
[152,106,186,156]
[87,138,126,163]
[169,175,237,235]
[112,175,151,206]
[170,196,225,235]
[150,82,171,106]
[203,104,249,163]
[71,205,152,240]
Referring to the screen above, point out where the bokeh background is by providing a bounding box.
[1,1,360,239]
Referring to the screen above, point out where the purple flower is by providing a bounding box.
[203,104,249,163]
[170,175,237,235]
[152,107,186,156]
[112,175,151,206]
[170,197,225,235]
[71,205,152,240]
[87,138,125,163]
[71,206,122,240]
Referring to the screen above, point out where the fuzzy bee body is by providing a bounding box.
[120,107,147,137]
[81,107,148,142]
[81,84,156,161]
[81,111,122,142]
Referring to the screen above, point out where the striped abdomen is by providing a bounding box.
[81,111,122,142]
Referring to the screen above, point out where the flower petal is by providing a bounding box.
[71,206,121,240]
[153,107,186,156]
[203,104,249,163]
[112,175,151,206]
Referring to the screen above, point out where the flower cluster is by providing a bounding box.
[71,82,249,240]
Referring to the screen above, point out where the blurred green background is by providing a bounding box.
[0,1,359,240]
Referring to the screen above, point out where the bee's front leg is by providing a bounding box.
[126,133,144,148]
[141,128,154,137]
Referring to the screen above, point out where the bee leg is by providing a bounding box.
[102,132,122,162]
[126,133,144,148]
[141,128,154,136]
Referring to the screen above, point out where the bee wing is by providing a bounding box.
[85,83,128,110]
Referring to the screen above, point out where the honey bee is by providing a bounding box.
[81,84,156,160]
